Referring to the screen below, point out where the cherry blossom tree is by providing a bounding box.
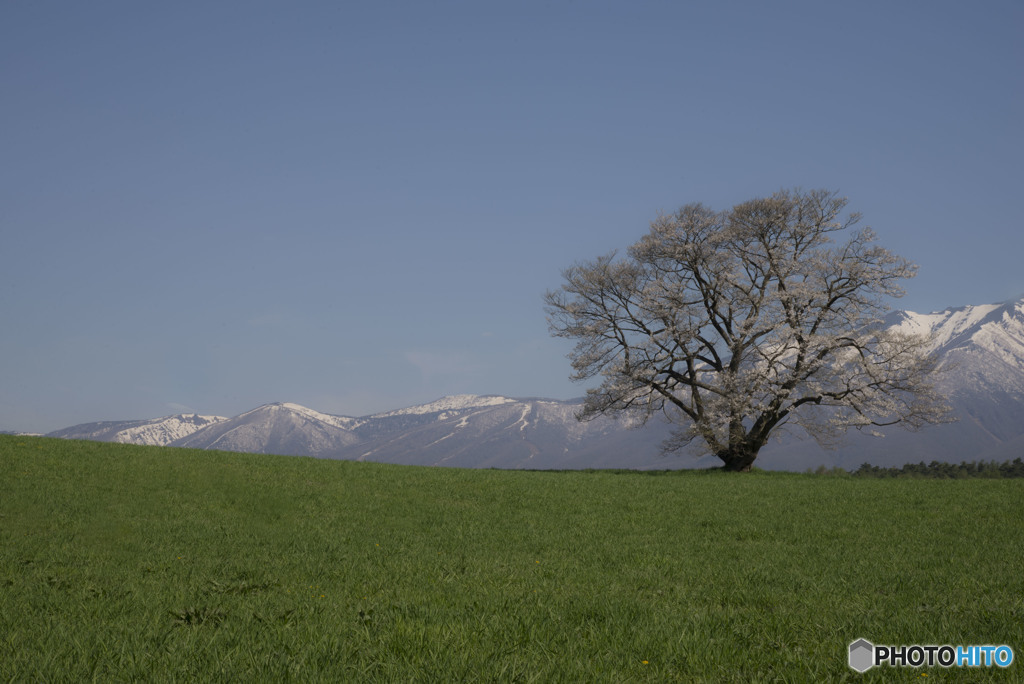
[545,189,951,471]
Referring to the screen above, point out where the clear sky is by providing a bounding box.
[2,1,1022,433]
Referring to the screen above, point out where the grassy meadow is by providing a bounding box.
[1,435,1022,681]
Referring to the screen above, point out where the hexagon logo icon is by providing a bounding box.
[849,638,874,672]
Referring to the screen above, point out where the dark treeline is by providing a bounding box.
[852,458,1024,478]
[808,458,1024,478]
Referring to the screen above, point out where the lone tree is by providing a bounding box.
[545,189,951,472]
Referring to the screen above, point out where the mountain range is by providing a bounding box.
[43,297,1024,471]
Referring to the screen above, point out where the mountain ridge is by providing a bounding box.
[47,413,227,446]
[42,297,1024,470]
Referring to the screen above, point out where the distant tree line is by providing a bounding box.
[807,458,1024,478]
[852,458,1024,478]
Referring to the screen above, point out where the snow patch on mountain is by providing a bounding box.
[887,298,1024,395]
[371,394,516,417]
[112,414,227,446]
[508,404,531,432]
[278,402,365,430]
[891,300,1024,356]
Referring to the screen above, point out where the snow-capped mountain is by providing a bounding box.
[369,394,517,418]
[758,297,1024,469]
[172,403,364,457]
[46,396,694,469]
[47,413,227,446]
[885,298,1024,395]
[346,396,689,469]
[43,297,1024,470]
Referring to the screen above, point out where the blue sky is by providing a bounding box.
[2,1,1022,432]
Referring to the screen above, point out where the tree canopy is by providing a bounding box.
[545,189,951,471]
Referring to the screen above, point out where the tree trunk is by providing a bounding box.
[718,447,759,472]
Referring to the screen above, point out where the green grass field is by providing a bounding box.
[1,435,1021,681]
